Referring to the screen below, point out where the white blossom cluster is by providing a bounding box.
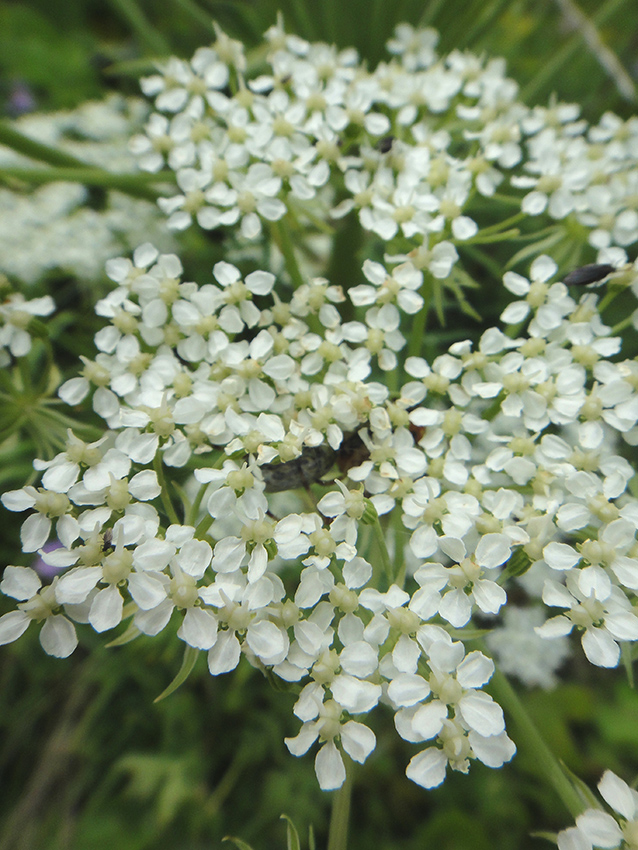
[130,19,638,263]
[0,94,176,285]
[2,242,638,790]
[1,23,638,795]
[557,770,638,850]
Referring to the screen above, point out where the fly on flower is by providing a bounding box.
[563,263,615,286]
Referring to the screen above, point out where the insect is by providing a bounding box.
[563,263,615,286]
[375,135,395,154]
[260,444,336,493]
[259,431,369,493]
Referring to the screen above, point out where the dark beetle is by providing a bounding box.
[260,444,337,493]
[260,432,369,493]
[563,263,615,286]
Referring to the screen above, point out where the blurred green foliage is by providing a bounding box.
[1,1,638,848]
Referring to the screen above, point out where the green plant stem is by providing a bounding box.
[521,0,627,103]
[610,316,634,334]
[154,453,180,525]
[371,511,393,587]
[489,667,588,818]
[0,166,173,202]
[597,285,625,313]
[457,227,520,246]
[327,759,353,850]
[0,121,92,169]
[273,218,305,290]
[108,0,171,56]
[408,277,433,359]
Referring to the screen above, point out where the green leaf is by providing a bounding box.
[281,814,301,850]
[222,837,255,850]
[153,644,200,703]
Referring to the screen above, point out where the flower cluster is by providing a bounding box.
[2,22,638,795]
[0,94,175,286]
[131,18,638,270]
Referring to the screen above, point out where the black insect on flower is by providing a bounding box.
[563,263,615,286]
[260,444,337,493]
[375,135,395,153]
[260,431,371,493]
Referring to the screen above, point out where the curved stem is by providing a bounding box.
[489,667,588,818]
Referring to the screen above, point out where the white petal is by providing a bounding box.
[207,629,241,674]
[178,607,218,650]
[468,729,516,768]
[285,722,319,756]
[544,542,581,571]
[405,747,448,788]
[341,721,376,763]
[0,610,31,644]
[330,675,382,713]
[39,615,77,657]
[387,674,431,708]
[458,691,505,736]
[315,741,346,790]
[598,770,638,820]
[89,585,123,632]
[575,810,623,848]
[411,701,448,739]
[581,628,620,668]
[55,566,102,604]
[0,565,41,600]
[246,620,288,665]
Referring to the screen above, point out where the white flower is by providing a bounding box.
[0,566,78,657]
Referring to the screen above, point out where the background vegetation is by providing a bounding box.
[1,1,638,848]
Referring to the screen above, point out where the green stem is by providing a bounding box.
[273,218,305,290]
[457,227,520,246]
[610,316,634,334]
[489,668,588,818]
[371,511,393,588]
[108,0,171,56]
[597,285,625,313]
[0,166,173,202]
[186,482,208,527]
[392,507,407,589]
[408,276,433,359]
[520,0,626,103]
[153,452,180,525]
[0,121,91,169]
[326,758,353,850]
[470,210,527,237]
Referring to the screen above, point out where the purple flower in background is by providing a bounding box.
[31,541,64,582]
[6,80,36,117]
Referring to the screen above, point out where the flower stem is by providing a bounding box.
[153,452,180,525]
[273,218,305,291]
[371,510,394,588]
[327,758,353,850]
[489,667,588,818]
[0,166,172,202]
